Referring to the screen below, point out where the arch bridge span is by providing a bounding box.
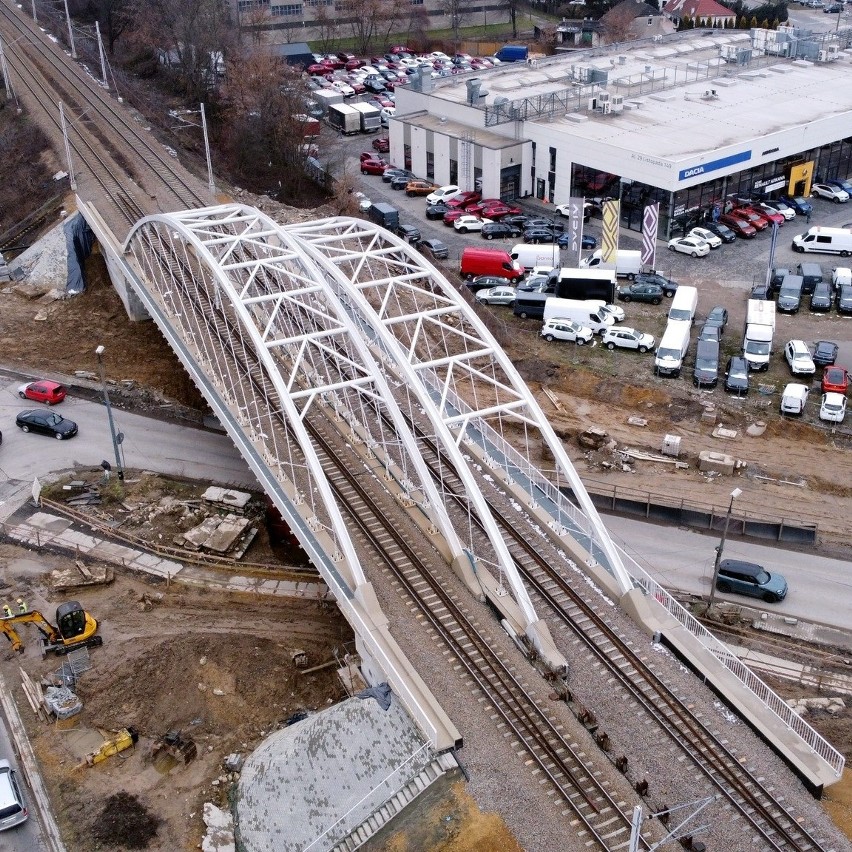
[117,203,843,787]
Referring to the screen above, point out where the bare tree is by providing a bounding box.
[345,0,405,54]
[80,0,137,54]
[506,0,522,37]
[312,4,340,53]
[241,4,275,46]
[438,0,466,45]
[600,2,639,43]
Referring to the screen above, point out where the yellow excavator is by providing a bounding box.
[1,601,102,655]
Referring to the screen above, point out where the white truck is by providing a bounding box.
[543,298,615,335]
[510,243,561,272]
[579,249,642,279]
[742,299,776,372]
[351,102,382,133]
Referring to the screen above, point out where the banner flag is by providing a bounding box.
[566,196,585,267]
[601,200,620,264]
[641,203,659,270]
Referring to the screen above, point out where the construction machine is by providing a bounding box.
[1,601,102,655]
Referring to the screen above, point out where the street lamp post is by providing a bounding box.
[708,487,742,609]
[95,345,124,481]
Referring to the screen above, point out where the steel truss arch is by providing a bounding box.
[286,216,634,598]
[122,203,467,591]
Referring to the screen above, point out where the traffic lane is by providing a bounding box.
[602,513,851,629]
[0,380,254,487]
[0,709,47,851]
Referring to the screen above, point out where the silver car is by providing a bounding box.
[0,760,27,831]
[475,286,516,306]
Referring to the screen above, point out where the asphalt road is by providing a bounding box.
[0,733,47,852]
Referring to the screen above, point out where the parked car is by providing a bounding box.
[758,200,796,221]
[331,80,355,97]
[466,275,513,292]
[446,191,482,209]
[824,2,844,11]
[779,195,813,215]
[732,207,769,230]
[810,280,834,312]
[524,228,560,244]
[781,382,810,415]
[616,282,663,304]
[740,204,783,226]
[480,222,522,240]
[751,280,771,300]
[702,221,737,243]
[634,272,678,297]
[15,409,78,439]
[601,326,655,352]
[475,285,517,306]
[716,559,788,603]
[785,339,816,375]
[389,173,413,190]
[454,215,493,233]
[425,203,450,220]
[838,285,852,314]
[442,209,473,226]
[360,158,387,176]
[524,218,564,233]
[826,178,852,194]
[668,236,710,257]
[724,356,750,396]
[703,306,728,334]
[404,180,437,197]
[688,227,722,248]
[372,137,390,153]
[822,365,849,394]
[17,380,66,405]
[693,339,720,388]
[479,201,522,219]
[812,183,849,203]
[396,222,421,244]
[426,185,462,204]
[555,233,598,250]
[812,340,839,366]
[718,213,757,238]
[382,168,414,184]
[820,392,847,422]
[697,323,721,343]
[363,77,387,93]
[540,318,594,345]
[0,760,28,831]
[419,237,449,260]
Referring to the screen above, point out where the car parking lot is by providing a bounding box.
[330,130,852,429]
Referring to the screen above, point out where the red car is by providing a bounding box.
[372,137,390,153]
[390,45,412,54]
[732,207,768,231]
[740,204,783,226]
[718,213,757,238]
[480,202,522,219]
[360,151,383,162]
[361,158,388,175]
[307,64,332,76]
[446,190,482,210]
[18,380,66,405]
[345,59,365,71]
[822,365,849,394]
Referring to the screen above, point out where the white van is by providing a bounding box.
[791,226,852,257]
[510,243,561,272]
[579,249,642,279]
[832,267,852,289]
[654,322,692,377]
[780,383,809,415]
[667,285,698,325]
[543,297,614,335]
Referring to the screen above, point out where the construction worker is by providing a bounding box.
[16,598,27,614]
[2,603,12,619]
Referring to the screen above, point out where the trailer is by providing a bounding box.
[546,268,617,303]
[293,114,321,139]
[328,103,361,135]
[312,89,344,115]
[351,102,382,133]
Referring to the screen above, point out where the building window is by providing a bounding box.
[271,2,301,13]
[426,151,434,180]
[450,159,458,185]
[549,146,556,173]
[238,0,268,10]
[411,0,424,5]
[305,0,332,6]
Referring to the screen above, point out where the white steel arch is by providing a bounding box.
[122,203,467,592]
[286,216,634,597]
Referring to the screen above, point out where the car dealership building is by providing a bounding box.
[390,27,852,238]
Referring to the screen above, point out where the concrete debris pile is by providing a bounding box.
[50,559,114,591]
[175,513,257,559]
[786,696,846,716]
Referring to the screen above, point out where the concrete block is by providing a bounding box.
[698,451,735,475]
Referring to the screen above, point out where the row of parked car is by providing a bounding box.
[762,263,852,315]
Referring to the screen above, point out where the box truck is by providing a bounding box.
[351,102,382,133]
[368,203,399,230]
[313,89,344,114]
[543,298,615,335]
[328,103,361,135]
[545,268,617,303]
[510,243,560,272]
[742,299,775,371]
[579,249,642,279]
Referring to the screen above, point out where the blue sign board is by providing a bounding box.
[678,150,752,181]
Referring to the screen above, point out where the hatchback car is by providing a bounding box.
[372,137,390,153]
[688,227,722,248]
[396,223,421,244]
[16,409,78,439]
[0,760,27,831]
[810,280,834,312]
[668,236,710,257]
[724,356,750,396]
[718,214,757,238]
[784,339,816,375]
[812,340,839,366]
[405,180,438,197]
[360,158,387,176]
[480,222,522,240]
[812,183,849,203]
[634,272,678,297]
[741,204,783,226]
[475,286,517,306]
[716,559,788,603]
[732,207,769,230]
[601,327,655,352]
[419,238,449,260]
[616,282,663,304]
[540,318,594,345]
[820,392,847,422]
[17,380,66,405]
[822,365,849,394]
[703,221,737,243]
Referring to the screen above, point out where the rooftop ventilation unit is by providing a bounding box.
[466,78,485,104]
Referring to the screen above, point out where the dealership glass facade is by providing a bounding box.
[571,136,852,239]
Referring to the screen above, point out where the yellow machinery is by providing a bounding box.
[78,728,139,769]
[1,601,102,655]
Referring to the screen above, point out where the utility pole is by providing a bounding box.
[58,102,77,191]
[708,487,742,609]
[95,346,124,481]
[95,21,108,88]
[200,103,216,200]
[62,0,76,59]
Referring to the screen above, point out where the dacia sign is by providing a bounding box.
[678,150,751,181]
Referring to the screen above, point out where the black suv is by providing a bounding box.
[481,222,522,240]
[633,272,678,297]
[523,227,559,244]
[809,280,833,312]
[396,223,421,245]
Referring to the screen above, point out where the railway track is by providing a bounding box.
[0,0,205,229]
